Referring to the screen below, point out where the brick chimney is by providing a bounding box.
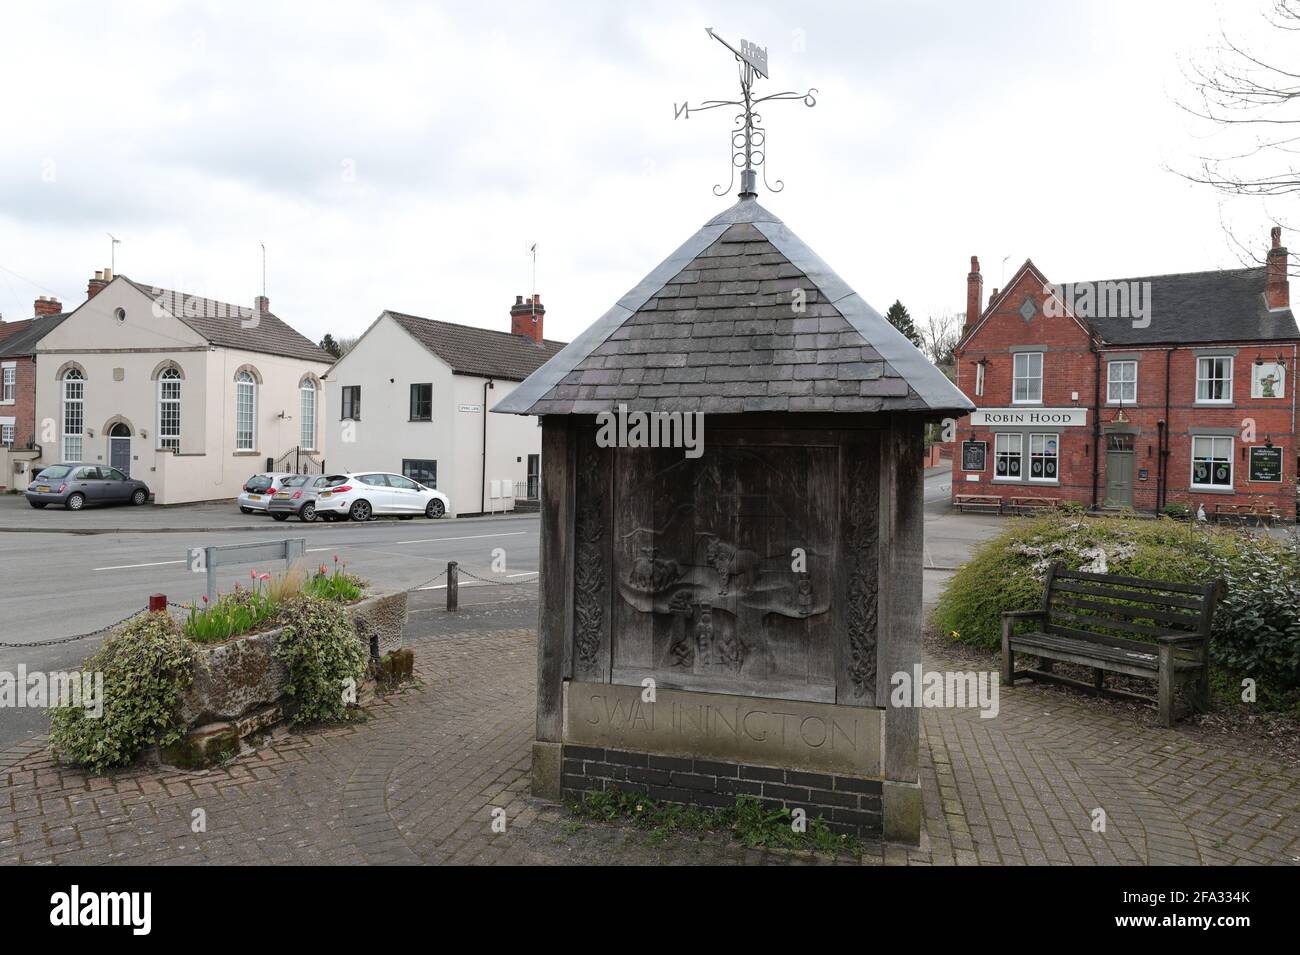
[966,256,983,328]
[1266,226,1289,309]
[33,296,62,316]
[510,294,545,344]
[87,269,110,299]
[254,295,270,314]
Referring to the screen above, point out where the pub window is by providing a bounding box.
[1028,433,1059,482]
[1012,352,1043,403]
[1195,356,1233,403]
[994,433,1023,480]
[974,361,985,397]
[409,383,432,421]
[1106,360,1137,403]
[1191,435,1233,489]
[341,385,361,420]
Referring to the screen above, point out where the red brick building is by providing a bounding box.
[0,297,69,489]
[952,228,1298,520]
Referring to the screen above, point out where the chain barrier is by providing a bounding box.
[0,609,152,649]
[455,568,539,586]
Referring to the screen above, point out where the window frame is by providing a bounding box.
[1106,360,1137,405]
[62,368,84,462]
[340,385,361,421]
[299,378,317,451]
[1,422,13,447]
[235,371,257,452]
[993,432,1024,482]
[158,367,182,451]
[1,362,14,404]
[1195,356,1233,405]
[1190,435,1234,490]
[402,458,437,488]
[1011,352,1043,404]
[974,361,985,398]
[1027,432,1060,483]
[409,382,433,422]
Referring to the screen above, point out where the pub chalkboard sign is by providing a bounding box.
[1249,446,1283,483]
[962,440,987,472]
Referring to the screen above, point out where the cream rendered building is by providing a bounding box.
[323,297,563,517]
[32,271,332,504]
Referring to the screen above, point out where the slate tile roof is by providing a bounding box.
[0,315,69,356]
[387,311,565,382]
[493,197,973,417]
[1070,267,1299,345]
[121,277,333,363]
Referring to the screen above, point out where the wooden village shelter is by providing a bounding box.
[493,193,974,841]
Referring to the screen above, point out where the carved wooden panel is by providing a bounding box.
[836,435,880,707]
[571,430,611,682]
[608,431,865,703]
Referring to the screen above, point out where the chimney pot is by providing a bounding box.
[509,293,545,344]
[87,269,110,299]
[966,256,984,329]
[34,296,62,316]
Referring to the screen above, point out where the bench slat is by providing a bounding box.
[1052,594,1202,628]
[1050,606,1199,640]
[1051,579,1206,611]
[1054,567,1206,595]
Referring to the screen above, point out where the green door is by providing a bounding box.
[1104,434,1134,508]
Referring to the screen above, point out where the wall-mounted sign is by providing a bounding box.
[457,404,483,413]
[961,440,987,471]
[969,407,1088,428]
[1248,446,1284,483]
[1138,468,1149,481]
[1251,361,1286,400]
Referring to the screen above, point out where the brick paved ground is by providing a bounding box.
[2,591,1298,865]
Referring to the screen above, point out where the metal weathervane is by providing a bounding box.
[675,27,817,197]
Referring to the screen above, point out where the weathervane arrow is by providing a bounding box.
[674,27,817,197]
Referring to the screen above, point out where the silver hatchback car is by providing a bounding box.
[267,474,331,522]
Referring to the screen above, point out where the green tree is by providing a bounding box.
[319,333,341,358]
[884,300,924,349]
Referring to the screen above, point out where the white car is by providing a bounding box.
[314,472,450,522]
[237,472,296,514]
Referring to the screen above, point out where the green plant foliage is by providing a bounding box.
[183,583,279,643]
[1162,503,1191,520]
[933,514,1300,707]
[49,612,197,773]
[273,594,368,724]
[305,561,365,603]
[566,787,858,855]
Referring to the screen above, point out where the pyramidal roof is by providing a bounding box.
[492,196,973,417]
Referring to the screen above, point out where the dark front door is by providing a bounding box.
[1104,433,1134,508]
[109,424,131,476]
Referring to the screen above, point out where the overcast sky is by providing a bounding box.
[0,0,1290,345]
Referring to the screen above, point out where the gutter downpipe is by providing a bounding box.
[479,378,494,514]
[1160,347,1173,512]
[1091,340,1101,509]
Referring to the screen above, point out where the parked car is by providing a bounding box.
[26,464,150,510]
[237,472,295,514]
[267,474,331,523]
[313,472,449,522]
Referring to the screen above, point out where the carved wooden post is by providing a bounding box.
[447,561,458,612]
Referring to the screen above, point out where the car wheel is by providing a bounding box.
[239,506,253,514]
[425,499,445,519]
[131,489,147,506]
[299,502,317,523]
[272,512,289,522]
[28,501,47,509]
[67,493,86,511]
[349,500,372,522]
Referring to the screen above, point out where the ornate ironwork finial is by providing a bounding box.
[675,27,817,198]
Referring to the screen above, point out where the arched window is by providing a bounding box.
[299,377,317,451]
[235,371,256,451]
[62,368,85,462]
[158,367,182,450]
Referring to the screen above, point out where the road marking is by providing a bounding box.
[414,581,487,592]
[507,572,536,577]
[395,532,526,545]
[95,559,186,571]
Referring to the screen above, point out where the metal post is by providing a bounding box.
[206,546,217,602]
[447,561,458,612]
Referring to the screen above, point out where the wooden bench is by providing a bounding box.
[953,494,1002,514]
[1001,562,1223,726]
[1213,503,1279,526]
[1004,496,1059,514]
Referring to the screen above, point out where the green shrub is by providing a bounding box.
[1162,503,1190,520]
[273,594,368,724]
[933,514,1300,706]
[49,612,197,772]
